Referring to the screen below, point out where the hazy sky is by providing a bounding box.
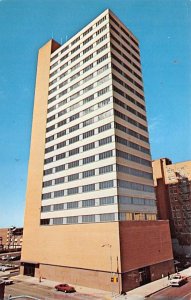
[0,0,190,228]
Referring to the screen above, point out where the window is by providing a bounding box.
[99,136,112,146]
[70,92,80,101]
[83,63,93,73]
[83,84,94,93]
[98,97,110,108]
[55,177,65,185]
[97,64,109,75]
[67,187,79,195]
[71,53,80,63]
[47,115,55,123]
[99,150,113,160]
[67,201,78,209]
[96,24,107,35]
[68,160,79,169]
[82,106,94,115]
[83,94,94,104]
[70,82,80,91]
[97,44,108,54]
[54,203,64,211]
[57,130,66,138]
[96,16,107,27]
[69,148,79,156]
[83,35,93,45]
[82,199,95,207]
[82,215,95,223]
[83,27,92,37]
[70,72,80,81]
[82,169,95,178]
[66,216,78,224]
[100,196,114,205]
[83,155,95,164]
[44,168,53,175]
[118,196,132,204]
[54,190,65,198]
[98,123,111,133]
[44,157,53,164]
[46,125,55,133]
[71,62,80,71]
[40,219,50,225]
[42,192,51,200]
[55,164,65,172]
[83,73,93,83]
[56,152,66,161]
[43,180,52,187]
[97,86,110,97]
[83,44,93,54]
[83,117,94,127]
[57,119,67,127]
[82,183,95,192]
[97,75,109,85]
[99,165,113,174]
[83,142,95,152]
[68,173,79,181]
[83,129,94,139]
[69,113,79,122]
[69,124,79,133]
[100,213,115,222]
[45,146,54,154]
[99,180,114,189]
[69,135,79,144]
[97,53,108,64]
[71,45,80,54]
[53,218,63,225]
[41,205,51,212]
[71,36,80,46]
[96,34,107,45]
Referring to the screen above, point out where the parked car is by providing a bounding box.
[1,277,13,285]
[0,265,17,272]
[170,273,188,286]
[55,283,76,293]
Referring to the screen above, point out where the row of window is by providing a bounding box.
[113,97,146,121]
[47,83,111,125]
[49,43,109,92]
[40,212,156,225]
[114,108,147,132]
[46,86,111,132]
[51,16,106,61]
[49,52,109,97]
[41,195,155,213]
[116,149,151,167]
[112,62,143,92]
[112,74,144,101]
[115,119,148,143]
[109,14,139,48]
[115,135,150,155]
[110,22,139,56]
[43,149,113,176]
[42,177,154,200]
[42,162,152,188]
[42,179,115,200]
[49,23,108,76]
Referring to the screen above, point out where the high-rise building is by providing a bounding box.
[153,158,191,255]
[21,9,174,292]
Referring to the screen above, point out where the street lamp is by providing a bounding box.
[101,244,113,295]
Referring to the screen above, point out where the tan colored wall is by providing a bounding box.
[0,228,8,246]
[166,160,191,184]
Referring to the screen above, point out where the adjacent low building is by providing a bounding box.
[152,158,191,255]
[0,227,23,251]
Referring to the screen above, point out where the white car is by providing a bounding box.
[170,274,188,286]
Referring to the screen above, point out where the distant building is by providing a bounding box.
[152,158,191,254]
[21,9,174,292]
[0,227,23,251]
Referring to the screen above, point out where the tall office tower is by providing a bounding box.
[153,158,191,255]
[21,9,174,292]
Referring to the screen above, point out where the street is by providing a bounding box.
[4,280,106,300]
[149,278,191,299]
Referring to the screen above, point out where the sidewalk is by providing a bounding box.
[10,267,191,300]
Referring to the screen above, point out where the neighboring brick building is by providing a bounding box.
[0,227,23,251]
[152,158,191,255]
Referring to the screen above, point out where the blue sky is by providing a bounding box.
[0,0,190,228]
